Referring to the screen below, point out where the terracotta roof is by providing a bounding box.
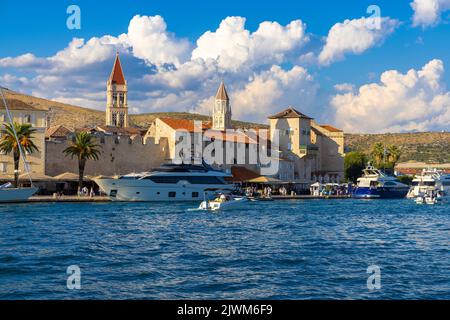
[108,53,126,85]
[268,106,312,119]
[230,166,260,182]
[320,124,343,133]
[45,125,72,138]
[159,118,206,132]
[215,81,229,100]
[311,127,324,136]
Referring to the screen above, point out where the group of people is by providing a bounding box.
[78,186,96,197]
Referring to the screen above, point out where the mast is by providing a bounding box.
[0,87,34,186]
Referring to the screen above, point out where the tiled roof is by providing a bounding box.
[108,53,126,85]
[268,106,312,119]
[320,124,343,133]
[215,81,229,100]
[159,118,206,132]
[45,125,72,138]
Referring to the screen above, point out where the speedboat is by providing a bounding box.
[93,162,234,201]
[198,193,248,211]
[352,165,409,199]
[407,168,450,199]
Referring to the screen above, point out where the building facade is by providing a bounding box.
[0,91,47,178]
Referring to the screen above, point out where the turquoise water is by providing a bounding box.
[0,199,449,299]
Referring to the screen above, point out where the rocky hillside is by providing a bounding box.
[345,132,450,163]
[2,89,267,129]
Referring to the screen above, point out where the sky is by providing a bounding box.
[0,0,449,133]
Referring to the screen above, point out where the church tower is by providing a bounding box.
[106,53,128,128]
[212,81,232,130]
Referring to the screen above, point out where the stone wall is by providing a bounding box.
[45,134,169,176]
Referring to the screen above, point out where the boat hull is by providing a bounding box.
[352,187,409,199]
[0,187,38,203]
[93,178,233,201]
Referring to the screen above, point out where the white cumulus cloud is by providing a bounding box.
[191,16,308,72]
[318,17,399,65]
[411,0,450,27]
[331,59,450,133]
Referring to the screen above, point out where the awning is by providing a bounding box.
[53,172,86,181]
[246,176,285,184]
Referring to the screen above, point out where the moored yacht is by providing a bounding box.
[406,168,450,199]
[352,165,409,199]
[93,163,234,201]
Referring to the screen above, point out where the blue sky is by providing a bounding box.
[1,0,449,132]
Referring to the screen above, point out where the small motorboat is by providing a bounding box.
[198,192,248,211]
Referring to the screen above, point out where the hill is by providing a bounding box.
[2,89,267,129]
[345,132,450,163]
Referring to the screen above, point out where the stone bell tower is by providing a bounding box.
[106,53,128,128]
[212,81,232,130]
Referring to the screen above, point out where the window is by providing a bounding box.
[112,93,118,105]
[144,175,225,184]
[112,113,117,126]
[119,114,125,128]
[24,114,32,123]
[192,192,199,198]
[119,93,125,105]
[168,192,176,197]
[0,162,6,173]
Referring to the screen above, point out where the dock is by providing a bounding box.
[28,196,111,203]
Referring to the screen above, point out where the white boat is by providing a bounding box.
[0,88,37,203]
[0,184,38,202]
[198,193,248,211]
[352,165,409,199]
[93,163,234,201]
[407,168,450,199]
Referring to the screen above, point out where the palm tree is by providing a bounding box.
[63,131,101,191]
[0,123,39,187]
[370,142,385,168]
[387,144,401,165]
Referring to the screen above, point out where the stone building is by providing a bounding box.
[106,53,128,128]
[0,90,47,178]
[268,106,344,183]
[45,126,169,177]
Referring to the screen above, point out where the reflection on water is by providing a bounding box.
[0,199,449,299]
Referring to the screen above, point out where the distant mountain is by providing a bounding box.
[345,132,450,163]
[3,89,268,130]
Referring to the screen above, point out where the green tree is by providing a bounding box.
[387,144,401,166]
[370,142,385,168]
[63,132,101,191]
[0,123,39,187]
[344,151,367,183]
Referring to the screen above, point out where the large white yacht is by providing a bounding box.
[352,165,409,199]
[93,163,234,201]
[407,168,450,199]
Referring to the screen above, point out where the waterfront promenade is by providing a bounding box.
[23,195,350,203]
